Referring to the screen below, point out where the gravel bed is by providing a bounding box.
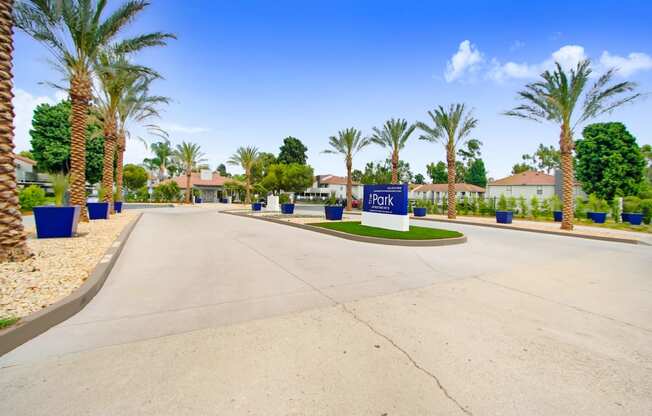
[0,212,138,319]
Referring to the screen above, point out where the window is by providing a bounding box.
[506,186,512,193]
[537,185,543,195]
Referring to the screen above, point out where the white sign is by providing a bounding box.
[266,195,280,212]
[361,184,409,231]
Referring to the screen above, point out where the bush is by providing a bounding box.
[640,199,652,224]
[279,193,290,204]
[623,196,641,213]
[575,197,587,218]
[497,194,508,211]
[540,197,552,218]
[530,196,540,219]
[587,193,609,212]
[518,196,528,218]
[611,199,621,223]
[19,185,46,211]
[152,182,181,202]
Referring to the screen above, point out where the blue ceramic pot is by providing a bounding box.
[496,210,513,224]
[281,203,295,214]
[553,210,563,222]
[251,202,262,211]
[324,205,344,220]
[87,202,109,220]
[628,213,643,225]
[591,212,607,224]
[621,212,631,222]
[413,207,427,217]
[114,201,123,213]
[33,205,81,238]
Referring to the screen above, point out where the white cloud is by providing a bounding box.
[444,40,484,82]
[13,89,58,152]
[599,51,652,77]
[488,45,587,82]
[158,122,210,134]
[510,40,525,52]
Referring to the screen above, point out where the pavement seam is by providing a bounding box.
[235,236,474,416]
[473,276,652,334]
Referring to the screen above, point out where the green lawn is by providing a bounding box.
[0,317,19,330]
[311,221,462,240]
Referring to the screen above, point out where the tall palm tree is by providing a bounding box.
[505,60,640,230]
[173,142,206,204]
[370,118,416,184]
[417,104,478,219]
[322,128,372,210]
[150,139,173,181]
[0,0,30,262]
[14,0,174,221]
[227,146,259,204]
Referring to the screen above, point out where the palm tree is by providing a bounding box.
[150,139,173,181]
[172,142,206,204]
[505,60,640,230]
[322,128,372,210]
[417,104,478,219]
[0,0,30,262]
[227,147,260,204]
[14,0,174,221]
[370,118,416,184]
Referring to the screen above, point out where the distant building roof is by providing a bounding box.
[412,183,485,193]
[489,170,555,186]
[15,154,36,165]
[316,174,360,186]
[167,172,237,189]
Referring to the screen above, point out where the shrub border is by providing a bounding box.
[0,213,143,357]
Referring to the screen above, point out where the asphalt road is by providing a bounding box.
[2,205,651,415]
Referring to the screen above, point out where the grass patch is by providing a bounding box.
[0,317,19,330]
[311,221,462,240]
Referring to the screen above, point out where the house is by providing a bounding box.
[486,170,584,199]
[168,170,238,202]
[298,175,364,201]
[410,183,485,201]
[15,155,50,188]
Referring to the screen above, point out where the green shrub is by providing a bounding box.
[530,196,540,219]
[623,196,641,213]
[640,199,652,224]
[540,197,552,218]
[611,199,621,222]
[575,197,587,218]
[19,185,46,211]
[518,196,528,218]
[326,194,338,206]
[587,193,609,212]
[50,172,69,206]
[152,182,181,202]
[459,195,468,215]
[497,194,508,211]
[279,193,290,204]
[478,197,488,215]
[550,195,562,211]
[507,196,517,211]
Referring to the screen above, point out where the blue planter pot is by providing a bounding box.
[621,212,631,222]
[251,202,262,211]
[586,211,594,220]
[324,205,344,220]
[87,202,109,220]
[591,212,607,224]
[33,205,81,238]
[281,203,295,214]
[496,210,513,224]
[553,210,563,222]
[114,201,123,213]
[413,207,427,217]
[195,197,202,204]
[628,213,643,225]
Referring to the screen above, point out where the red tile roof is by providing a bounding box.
[412,183,485,193]
[489,171,555,186]
[316,174,360,186]
[15,154,36,165]
[167,172,237,189]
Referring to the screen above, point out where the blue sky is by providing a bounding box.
[13,0,652,180]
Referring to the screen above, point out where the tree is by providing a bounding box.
[216,163,229,177]
[426,161,447,183]
[575,122,645,200]
[505,60,640,230]
[30,100,105,184]
[642,144,652,184]
[228,146,260,203]
[260,163,314,193]
[322,128,371,210]
[15,0,174,221]
[522,143,560,174]
[18,150,33,160]
[360,159,413,184]
[512,163,531,174]
[417,104,478,219]
[277,136,308,165]
[370,118,416,184]
[456,138,483,181]
[414,173,425,184]
[465,159,487,187]
[250,152,277,183]
[173,142,206,203]
[150,139,173,180]
[0,0,30,261]
[123,164,148,192]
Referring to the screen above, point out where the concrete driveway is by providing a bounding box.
[2,205,651,415]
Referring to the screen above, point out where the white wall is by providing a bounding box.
[486,184,585,200]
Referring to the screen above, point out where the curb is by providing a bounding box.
[410,215,642,245]
[222,211,467,247]
[0,213,143,357]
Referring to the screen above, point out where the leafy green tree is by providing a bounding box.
[216,163,229,177]
[360,159,412,184]
[278,136,308,165]
[123,164,148,192]
[351,169,363,182]
[414,173,425,184]
[505,60,640,230]
[522,143,560,174]
[465,159,487,187]
[512,162,531,174]
[18,150,34,160]
[250,152,277,183]
[575,122,645,200]
[260,163,314,193]
[30,100,105,184]
[426,161,447,183]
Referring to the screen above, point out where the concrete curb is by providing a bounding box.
[0,213,143,357]
[222,211,467,247]
[410,215,643,245]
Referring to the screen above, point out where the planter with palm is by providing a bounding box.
[370,118,416,184]
[322,128,372,211]
[15,0,175,222]
[505,60,640,230]
[417,104,478,219]
[227,147,260,204]
[173,142,206,204]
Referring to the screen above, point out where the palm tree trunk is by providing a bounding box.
[185,171,191,203]
[446,145,456,219]
[101,115,116,214]
[560,126,574,230]
[115,132,125,203]
[69,72,91,222]
[245,168,251,204]
[0,0,30,262]
[346,156,353,211]
[391,149,399,184]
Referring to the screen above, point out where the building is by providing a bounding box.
[168,170,238,202]
[298,175,364,201]
[409,183,485,201]
[16,155,50,188]
[486,170,584,199]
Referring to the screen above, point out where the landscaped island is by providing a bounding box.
[311,221,462,240]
